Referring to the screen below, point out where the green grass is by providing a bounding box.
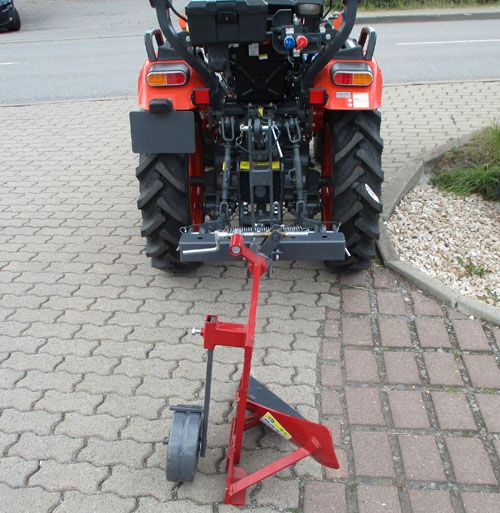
[359,0,498,10]
[484,287,500,303]
[444,386,463,393]
[456,257,489,278]
[431,166,500,200]
[481,388,500,394]
[430,126,500,201]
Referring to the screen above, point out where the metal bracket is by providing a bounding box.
[199,348,214,457]
[180,226,346,263]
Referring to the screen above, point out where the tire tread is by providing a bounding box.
[136,154,198,271]
[325,110,384,271]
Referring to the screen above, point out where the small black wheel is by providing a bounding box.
[9,8,21,32]
[166,405,203,482]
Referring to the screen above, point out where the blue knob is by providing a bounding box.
[284,35,295,50]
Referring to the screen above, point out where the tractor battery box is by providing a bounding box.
[185,0,268,44]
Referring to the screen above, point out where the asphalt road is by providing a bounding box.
[376,19,500,84]
[0,16,499,105]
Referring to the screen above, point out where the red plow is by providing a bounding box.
[165,234,339,505]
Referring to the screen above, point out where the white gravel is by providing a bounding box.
[387,185,500,308]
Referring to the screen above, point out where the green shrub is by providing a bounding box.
[430,126,500,201]
[431,166,500,200]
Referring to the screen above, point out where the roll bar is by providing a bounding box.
[150,0,360,96]
[152,0,219,94]
[302,0,361,90]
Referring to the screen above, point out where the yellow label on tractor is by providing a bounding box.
[239,161,280,170]
[260,412,292,440]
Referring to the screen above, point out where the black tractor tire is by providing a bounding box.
[9,8,21,31]
[136,154,199,272]
[324,110,384,272]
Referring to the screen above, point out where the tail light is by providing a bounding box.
[193,88,210,105]
[146,63,190,87]
[331,62,373,87]
[309,88,327,105]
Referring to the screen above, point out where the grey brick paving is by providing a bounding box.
[0,388,42,411]
[0,483,60,513]
[9,432,84,463]
[35,390,104,415]
[1,9,500,510]
[29,461,109,493]
[102,465,172,500]
[77,437,152,468]
[17,370,81,392]
[0,456,39,487]
[0,409,61,436]
[53,491,136,513]
[55,412,127,441]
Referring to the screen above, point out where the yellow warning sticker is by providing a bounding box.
[239,161,280,170]
[260,412,292,440]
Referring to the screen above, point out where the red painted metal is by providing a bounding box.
[198,234,339,505]
[312,58,383,110]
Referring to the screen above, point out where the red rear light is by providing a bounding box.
[333,72,353,85]
[146,63,190,87]
[309,88,327,105]
[193,88,210,105]
[147,70,188,87]
[332,71,373,87]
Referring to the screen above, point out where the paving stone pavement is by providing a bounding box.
[1,81,500,513]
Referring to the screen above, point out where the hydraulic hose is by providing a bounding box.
[302,0,360,90]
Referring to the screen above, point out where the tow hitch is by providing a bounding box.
[179,225,346,264]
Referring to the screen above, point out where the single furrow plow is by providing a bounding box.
[165,234,339,505]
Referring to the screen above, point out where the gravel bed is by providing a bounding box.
[387,185,500,307]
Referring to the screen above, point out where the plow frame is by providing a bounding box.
[197,234,339,505]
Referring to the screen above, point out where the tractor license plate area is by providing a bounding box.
[129,110,195,154]
[179,229,346,262]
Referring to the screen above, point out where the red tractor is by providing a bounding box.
[130,0,383,272]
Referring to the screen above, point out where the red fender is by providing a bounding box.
[313,58,383,111]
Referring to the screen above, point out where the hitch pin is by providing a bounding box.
[272,125,283,159]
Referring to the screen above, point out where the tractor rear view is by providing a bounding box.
[130,0,383,271]
[129,0,385,503]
